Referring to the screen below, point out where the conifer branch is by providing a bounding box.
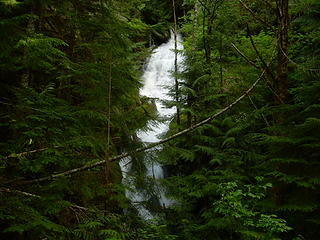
[279,45,320,72]
[0,188,89,211]
[239,0,274,31]
[15,65,270,186]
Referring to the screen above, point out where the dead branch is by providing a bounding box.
[231,43,261,70]
[0,187,41,198]
[15,64,271,186]
[279,45,320,73]
[0,187,89,212]
[239,0,274,31]
[248,95,271,127]
[3,146,61,160]
[247,25,276,81]
[232,42,284,104]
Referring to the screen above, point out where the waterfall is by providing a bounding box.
[120,31,184,220]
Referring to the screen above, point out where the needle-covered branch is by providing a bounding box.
[15,66,269,186]
[239,0,274,31]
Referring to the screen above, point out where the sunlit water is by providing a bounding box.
[119,31,184,220]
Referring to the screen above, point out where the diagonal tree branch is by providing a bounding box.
[232,41,284,104]
[0,187,41,198]
[2,147,60,160]
[0,187,89,212]
[15,64,271,186]
[231,43,261,70]
[239,0,275,31]
[247,25,276,81]
[197,0,209,12]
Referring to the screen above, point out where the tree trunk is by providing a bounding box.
[188,1,200,127]
[275,0,289,105]
[219,35,223,90]
[21,5,36,88]
[192,1,199,55]
[272,0,290,206]
[172,0,180,126]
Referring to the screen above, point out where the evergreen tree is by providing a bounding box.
[161,0,320,239]
[0,0,171,239]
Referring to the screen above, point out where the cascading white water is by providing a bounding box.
[120,31,184,220]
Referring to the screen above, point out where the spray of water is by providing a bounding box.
[120,31,184,220]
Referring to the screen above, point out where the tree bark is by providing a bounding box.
[275,0,289,105]
[272,0,290,206]
[172,0,180,126]
[192,1,199,55]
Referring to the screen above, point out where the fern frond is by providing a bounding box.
[194,145,216,156]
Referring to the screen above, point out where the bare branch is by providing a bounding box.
[279,45,320,73]
[239,0,275,31]
[3,146,61,160]
[248,95,271,127]
[0,187,89,212]
[231,43,261,70]
[248,28,275,80]
[232,41,284,104]
[0,187,41,198]
[15,62,272,186]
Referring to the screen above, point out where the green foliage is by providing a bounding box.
[1,0,320,239]
[213,181,291,237]
[0,0,174,239]
[159,0,320,240]
[70,214,176,240]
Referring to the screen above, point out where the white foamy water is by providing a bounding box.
[120,31,184,219]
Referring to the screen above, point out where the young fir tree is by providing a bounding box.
[160,0,320,239]
[0,0,175,239]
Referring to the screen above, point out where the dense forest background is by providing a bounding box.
[0,0,319,239]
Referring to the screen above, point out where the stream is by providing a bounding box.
[119,31,184,220]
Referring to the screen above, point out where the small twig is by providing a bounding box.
[0,187,90,213]
[248,95,271,127]
[0,188,41,198]
[69,205,88,222]
[3,146,61,160]
[279,45,320,73]
[265,82,284,104]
